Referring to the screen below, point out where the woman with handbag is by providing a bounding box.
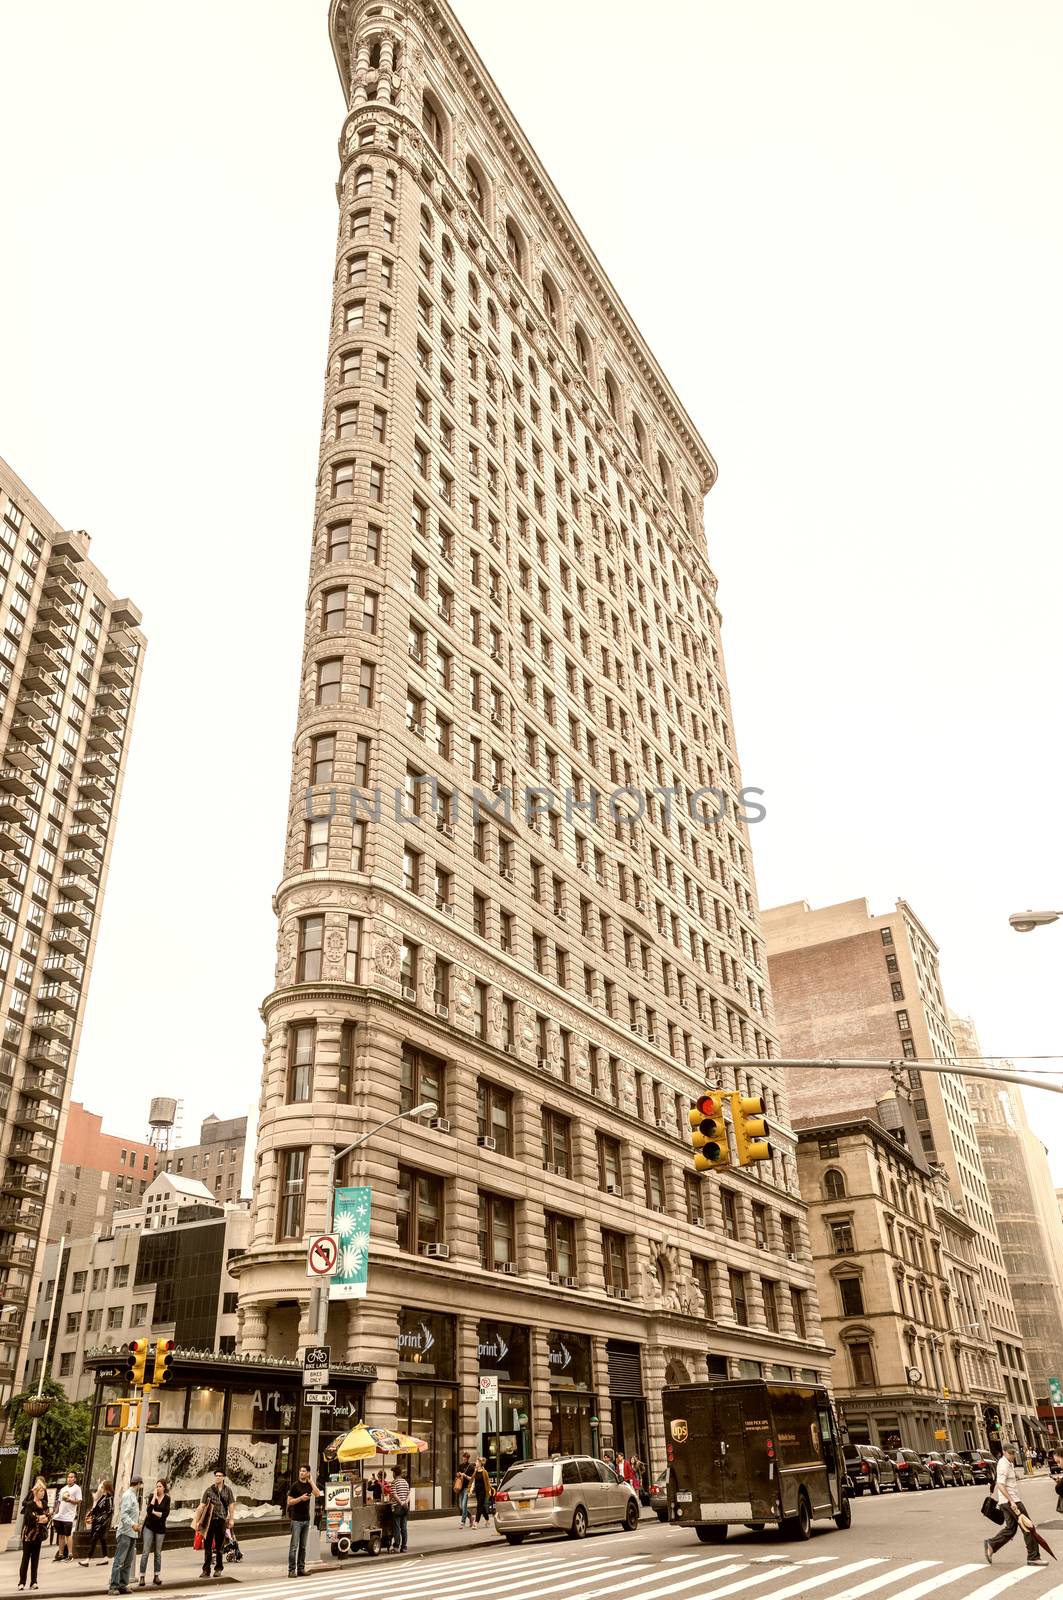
[471,1457,492,1527]
[79,1479,114,1566]
[18,1478,50,1591]
[454,1453,475,1528]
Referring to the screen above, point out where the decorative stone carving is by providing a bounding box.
[517,1003,536,1046]
[420,948,436,1002]
[488,991,503,1039]
[324,926,347,972]
[276,927,297,984]
[373,932,399,978]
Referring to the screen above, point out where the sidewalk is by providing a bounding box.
[0,1518,501,1594]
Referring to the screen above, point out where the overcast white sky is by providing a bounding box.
[1,2,1061,1172]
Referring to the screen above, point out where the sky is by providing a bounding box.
[1,2,1061,1171]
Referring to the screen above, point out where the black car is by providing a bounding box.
[893,1449,933,1490]
[843,1444,899,1495]
[944,1453,976,1486]
[923,1452,957,1487]
[960,1450,998,1486]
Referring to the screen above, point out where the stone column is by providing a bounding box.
[349,1299,400,1423]
[592,1337,613,1454]
[531,1326,553,1459]
[457,1314,480,1461]
[643,1344,668,1469]
[240,1304,268,1356]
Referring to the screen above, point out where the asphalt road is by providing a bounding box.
[8,1477,1063,1600]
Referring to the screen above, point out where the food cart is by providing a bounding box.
[325,1421,428,1560]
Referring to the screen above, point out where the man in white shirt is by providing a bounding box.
[985,1443,1044,1566]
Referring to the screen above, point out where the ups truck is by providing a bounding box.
[664,1380,851,1542]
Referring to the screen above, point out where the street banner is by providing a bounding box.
[330,1185,372,1299]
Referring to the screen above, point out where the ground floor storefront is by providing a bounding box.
[837,1393,1044,1455]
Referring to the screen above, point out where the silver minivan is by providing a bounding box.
[494,1455,641,1543]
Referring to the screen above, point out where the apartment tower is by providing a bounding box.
[234,0,827,1499]
[765,897,1040,1449]
[0,457,144,1405]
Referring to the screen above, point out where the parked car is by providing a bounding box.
[922,1452,957,1487]
[648,1465,669,1521]
[960,1450,998,1486]
[893,1449,933,1490]
[944,1453,975,1486]
[843,1444,899,1495]
[493,1456,641,1543]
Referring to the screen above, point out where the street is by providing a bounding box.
[7,1475,1063,1600]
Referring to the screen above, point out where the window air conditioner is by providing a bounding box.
[434,1003,450,1018]
[421,1242,450,1259]
[478,1136,497,1151]
[429,1117,450,1133]
[605,1182,623,1197]
[548,1270,561,1284]
[562,1275,580,1289]
[498,1261,518,1275]
[401,985,418,1002]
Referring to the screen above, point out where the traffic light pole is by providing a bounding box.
[719,1056,1063,1096]
[131,1383,153,1479]
[303,1099,436,1567]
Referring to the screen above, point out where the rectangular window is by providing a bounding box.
[278,1148,308,1240]
[839,1277,865,1316]
[288,1023,315,1102]
[354,735,371,787]
[830,1219,855,1254]
[311,733,335,785]
[597,1134,623,1193]
[303,817,329,869]
[400,1044,445,1117]
[545,1212,576,1279]
[358,661,375,706]
[478,1190,516,1271]
[685,1173,705,1225]
[346,916,362,982]
[477,1080,513,1156]
[396,1166,443,1252]
[316,658,342,705]
[762,1278,779,1332]
[721,1188,739,1241]
[351,819,367,871]
[297,916,324,981]
[327,521,351,562]
[850,1340,876,1385]
[542,1109,572,1177]
[729,1269,748,1325]
[644,1155,665,1210]
[602,1229,629,1293]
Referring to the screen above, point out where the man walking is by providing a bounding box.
[108,1475,142,1596]
[52,1470,81,1561]
[285,1466,321,1578]
[455,1452,475,1528]
[198,1470,234,1579]
[389,1469,410,1553]
[985,1442,1045,1567]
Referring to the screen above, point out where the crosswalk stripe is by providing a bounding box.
[863,1564,985,1600]
[824,1560,940,1600]
[744,1557,886,1600]
[381,1550,651,1600]
[578,1558,752,1600]
[957,1570,1040,1600]
[749,1555,842,1564]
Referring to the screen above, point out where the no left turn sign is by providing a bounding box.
[306,1234,339,1277]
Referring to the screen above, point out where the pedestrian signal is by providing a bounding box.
[730,1093,771,1165]
[689,1092,729,1171]
[152,1338,175,1386]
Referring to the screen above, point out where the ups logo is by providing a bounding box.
[670,1418,689,1443]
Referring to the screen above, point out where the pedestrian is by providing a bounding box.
[109,1474,142,1596]
[196,1470,234,1580]
[285,1465,321,1579]
[18,1478,50,1592]
[138,1479,170,1587]
[79,1479,114,1566]
[50,1470,81,1562]
[471,1457,492,1527]
[984,1442,1045,1567]
[615,1450,627,1484]
[389,1468,410,1553]
[369,1471,383,1503]
[454,1452,475,1528]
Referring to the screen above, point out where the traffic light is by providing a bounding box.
[730,1093,771,1165]
[152,1338,175,1386]
[689,1092,729,1171]
[124,1339,149,1387]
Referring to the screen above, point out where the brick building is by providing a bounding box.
[49,1099,157,1242]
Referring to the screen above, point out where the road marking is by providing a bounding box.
[860,1565,985,1600]
[749,1556,841,1564]
[959,1571,1042,1600]
[826,1561,941,1600]
[381,1551,651,1600]
[746,1558,886,1600]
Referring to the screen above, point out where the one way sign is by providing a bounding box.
[304,1389,336,1407]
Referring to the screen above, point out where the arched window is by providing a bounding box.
[467,272,480,307]
[369,39,382,69]
[604,371,621,422]
[823,1168,846,1200]
[681,487,696,534]
[354,166,373,197]
[542,272,561,334]
[466,157,488,222]
[657,449,673,502]
[421,91,446,156]
[632,412,649,466]
[505,220,525,275]
[419,205,433,240]
[574,324,593,381]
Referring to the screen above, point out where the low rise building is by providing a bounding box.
[50,1100,157,1242]
[795,1112,987,1452]
[158,1113,247,1203]
[23,1172,248,1401]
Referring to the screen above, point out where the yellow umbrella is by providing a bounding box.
[335,1420,429,1462]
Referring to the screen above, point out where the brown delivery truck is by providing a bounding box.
[664,1379,851,1542]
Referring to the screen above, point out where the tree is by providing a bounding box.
[6,1377,91,1482]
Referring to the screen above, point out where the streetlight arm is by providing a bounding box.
[328,1100,438,1178]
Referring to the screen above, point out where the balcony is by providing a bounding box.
[12,1100,59,1137]
[0,1199,44,1231]
[29,621,65,654]
[51,900,92,931]
[4,741,40,771]
[0,794,28,825]
[11,718,47,750]
[35,981,79,1015]
[42,573,74,605]
[99,655,133,687]
[25,1037,70,1070]
[36,596,75,627]
[8,1134,53,1164]
[62,848,100,880]
[87,725,120,754]
[48,924,88,959]
[0,767,31,796]
[80,751,116,782]
[0,1240,35,1270]
[67,821,104,853]
[107,627,137,651]
[0,851,24,883]
[77,774,112,803]
[0,1277,29,1304]
[0,822,22,854]
[49,530,88,565]
[16,687,53,718]
[21,1068,66,1100]
[57,874,95,903]
[72,797,107,827]
[29,1009,73,1042]
[90,707,123,735]
[110,600,142,629]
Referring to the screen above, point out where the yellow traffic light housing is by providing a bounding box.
[125,1339,149,1387]
[730,1093,771,1165]
[689,1091,730,1171]
[152,1338,175,1386]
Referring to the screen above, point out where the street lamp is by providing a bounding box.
[1009,910,1062,933]
[305,1099,437,1563]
